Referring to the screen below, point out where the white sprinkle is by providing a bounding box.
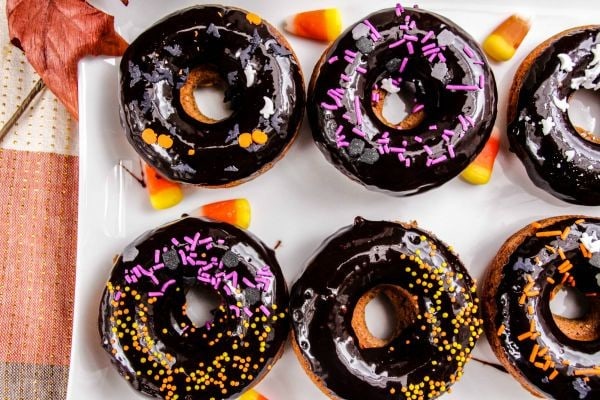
[260,97,275,119]
[552,96,569,112]
[571,45,600,90]
[244,63,257,87]
[557,53,574,72]
[565,150,575,162]
[541,117,555,135]
[436,29,456,46]
[591,44,600,67]
[581,231,600,254]
[381,78,400,93]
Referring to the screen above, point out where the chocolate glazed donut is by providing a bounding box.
[307,6,497,195]
[483,216,600,399]
[508,26,600,205]
[99,217,289,400]
[290,218,482,400]
[120,5,305,186]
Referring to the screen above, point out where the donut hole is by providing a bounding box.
[371,82,425,130]
[568,88,600,144]
[550,285,600,342]
[185,285,224,328]
[180,65,234,124]
[351,285,418,349]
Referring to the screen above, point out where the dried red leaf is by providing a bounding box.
[7,0,128,118]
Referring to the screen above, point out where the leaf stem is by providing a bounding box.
[0,78,46,142]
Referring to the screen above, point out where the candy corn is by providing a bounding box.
[461,128,500,185]
[483,14,531,62]
[144,164,183,210]
[239,389,268,400]
[198,198,251,229]
[284,8,342,42]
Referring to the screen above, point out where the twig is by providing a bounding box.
[0,79,46,142]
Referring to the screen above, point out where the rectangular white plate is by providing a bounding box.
[69,0,600,399]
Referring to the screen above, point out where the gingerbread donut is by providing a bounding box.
[483,216,600,399]
[307,5,497,195]
[120,5,305,186]
[99,217,289,399]
[508,26,600,205]
[290,218,482,399]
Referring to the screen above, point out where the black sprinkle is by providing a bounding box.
[162,249,180,270]
[245,288,262,305]
[356,37,374,54]
[348,139,365,156]
[385,58,402,72]
[359,148,380,164]
[222,251,240,268]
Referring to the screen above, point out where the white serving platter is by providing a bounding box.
[68,0,600,399]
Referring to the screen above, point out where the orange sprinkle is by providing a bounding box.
[545,245,556,254]
[531,332,541,340]
[523,281,535,293]
[497,324,506,336]
[246,13,262,25]
[575,219,586,225]
[534,362,545,369]
[529,319,536,333]
[574,368,600,376]
[549,370,559,380]
[157,134,174,149]
[141,128,158,144]
[580,243,592,258]
[546,277,556,284]
[543,360,551,371]
[557,260,571,271]
[526,274,534,283]
[532,222,542,229]
[534,256,541,265]
[527,305,534,315]
[538,347,548,357]
[519,293,527,305]
[558,248,566,260]
[561,273,570,284]
[526,291,540,297]
[529,344,540,363]
[518,331,533,341]
[561,227,571,240]
[536,230,562,237]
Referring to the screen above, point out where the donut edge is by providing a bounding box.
[481,215,589,399]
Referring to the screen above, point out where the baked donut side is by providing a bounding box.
[120,5,306,187]
[307,6,497,195]
[483,216,600,399]
[507,26,600,205]
[290,218,482,400]
[98,217,289,400]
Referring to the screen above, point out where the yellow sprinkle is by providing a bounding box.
[238,133,253,148]
[157,134,174,149]
[546,277,555,284]
[561,227,571,240]
[251,130,269,145]
[497,324,505,336]
[246,13,262,25]
[536,230,562,237]
[545,245,556,254]
[188,149,195,155]
[141,128,157,144]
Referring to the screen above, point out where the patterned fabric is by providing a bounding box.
[0,1,78,398]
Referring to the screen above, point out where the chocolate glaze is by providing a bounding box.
[487,217,600,399]
[307,7,497,195]
[290,218,482,399]
[99,217,289,399]
[508,27,600,205]
[120,5,305,186]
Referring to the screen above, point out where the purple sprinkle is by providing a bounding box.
[198,273,211,283]
[342,113,352,121]
[132,266,142,278]
[205,321,212,331]
[372,92,380,102]
[405,15,411,23]
[410,21,416,29]
[344,55,355,64]
[429,124,438,130]
[243,307,253,317]
[405,158,411,167]
[354,96,363,125]
[321,102,339,111]
[396,3,404,16]
[341,74,351,82]
[407,42,414,54]
[229,305,240,317]
[335,125,344,136]
[345,49,357,57]
[399,57,408,72]
[389,39,406,49]
[412,104,424,113]
[465,115,475,126]
[352,127,366,137]
[404,34,418,41]
[260,305,271,317]
[148,292,163,297]
[327,91,342,107]
[389,147,405,153]
[363,19,381,39]
[225,271,238,288]
[171,238,180,245]
[423,145,433,155]
[179,250,188,265]
[448,145,456,158]
[437,53,447,63]
[154,250,160,264]
[446,84,479,91]
[444,129,455,136]
[442,134,450,142]
[458,115,469,131]
[186,256,195,265]
[428,53,438,63]
[399,24,409,30]
[242,277,256,288]
[423,47,440,56]
[414,136,423,143]
[328,56,339,64]
[473,60,485,65]
[382,132,389,138]
[336,87,345,95]
[426,158,433,167]
[161,279,176,292]
[377,146,385,155]
[421,30,434,43]
[398,153,405,162]
[356,66,367,74]
[217,239,225,245]
[198,237,213,246]
[114,291,122,301]
[463,45,475,59]
[422,43,436,51]
[479,75,485,89]
[125,275,132,284]
[377,138,390,144]
[431,155,448,165]
[224,285,232,296]
[337,141,349,148]
[370,33,379,42]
